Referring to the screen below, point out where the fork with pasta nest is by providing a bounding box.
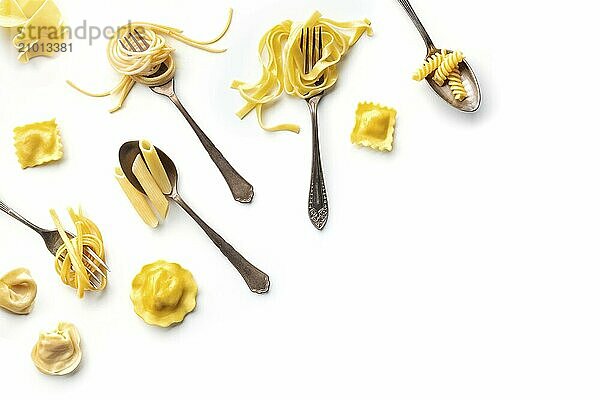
[0,200,109,296]
[117,28,254,204]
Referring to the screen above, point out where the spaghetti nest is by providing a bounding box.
[231,11,372,133]
[67,9,233,112]
[50,207,107,298]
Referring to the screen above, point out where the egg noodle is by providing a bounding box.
[67,8,233,112]
[231,11,372,133]
[49,207,107,298]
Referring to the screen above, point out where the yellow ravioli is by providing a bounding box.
[13,118,63,168]
[131,260,198,327]
[350,102,397,152]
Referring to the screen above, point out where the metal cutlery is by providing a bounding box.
[396,0,481,112]
[301,26,329,230]
[0,199,109,289]
[118,141,270,294]
[120,29,254,203]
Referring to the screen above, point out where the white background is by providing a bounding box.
[1,0,599,399]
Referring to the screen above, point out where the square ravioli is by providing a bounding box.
[350,102,397,152]
[13,118,63,168]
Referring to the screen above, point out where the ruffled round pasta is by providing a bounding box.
[0,267,37,314]
[231,11,372,133]
[31,321,82,376]
[67,9,233,112]
[50,207,107,298]
[131,260,197,327]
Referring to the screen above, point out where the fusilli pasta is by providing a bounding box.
[412,50,447,81]
[433,50,464,86]
[448,68,467,101]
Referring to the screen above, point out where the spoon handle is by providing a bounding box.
[172,195,270,294]
[152,80,254,204]
[396,0,436,50]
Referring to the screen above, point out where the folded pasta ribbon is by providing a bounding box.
[231,11,372,133]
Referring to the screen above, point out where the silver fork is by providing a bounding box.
[0,200,109,289]
[301,26,329,230]
[119,29,254,204]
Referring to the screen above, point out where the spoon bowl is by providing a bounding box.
[119,141,178,196]
[424,49,481,112]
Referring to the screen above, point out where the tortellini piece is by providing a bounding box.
[13,118,63,169]
[31,322,82,376]
[0,267,36,314]
[131,260,198,327]
[350,102,397,152]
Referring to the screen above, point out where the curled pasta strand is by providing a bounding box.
[67,9,233,112]
[50,207,107,298]
[412,50,447,81]
[433,50,464,86]
[232,11,372,133]
[448,68,467,101]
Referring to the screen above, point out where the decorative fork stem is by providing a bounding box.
[150,80,254,203]
[307,96,329,230]
[0,200,45,233]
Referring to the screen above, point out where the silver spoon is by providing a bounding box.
[119,141,270,294]
[397,0,481,112]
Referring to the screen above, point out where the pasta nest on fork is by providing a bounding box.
[67,9,233,112]
[231,11,373,133]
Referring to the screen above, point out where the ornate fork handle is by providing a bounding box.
[172,195,270,294]
[151,80,254,204]
[0,199,44,232]
[306,95,329,230]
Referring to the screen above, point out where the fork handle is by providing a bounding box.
[172,195,270,294]
[166,92,254,204]
[307,96,329,230]
[0,199,44,233]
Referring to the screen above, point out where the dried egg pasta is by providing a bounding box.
[0,267,36,314]
[350,102,397,152]
[130,260,197,327]
[115,167,159,228]
[132,154,169,220]
[0,0,65,63]
[231,11,372,133]
[49,207,107,298]
[13,118,63,169]
[140,140,171,194]
[31,321,82,376]
[67,9,233,112]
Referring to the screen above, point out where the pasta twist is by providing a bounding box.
[433,50,464,86]
[50,208,107,298]
[231,11,372,133]
[67,9,233,112]
[412,50,447,81]
[448,68,467,101]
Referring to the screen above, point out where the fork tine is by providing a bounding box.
[123,35,137,51]
[83,254,108,280]
[130,29,148,51]
[312,26,317,69]
[133,28,150,50]
[301,28,307,74]
[84,247,110,272]
[318,26,323,60]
